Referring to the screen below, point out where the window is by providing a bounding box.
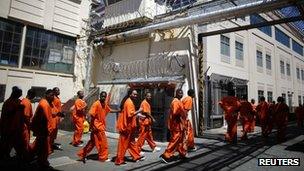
[267,91,273,103]
[258,90,264,101]
[167,0,197,9]
[299,95,302,105]
[266,54,271,70]
[256,50,263,67]
[280,61,285,74]
[107,0,123,5]
[23,26,76,73]
[286,63,291,76]
[0,84,5,103]
[0,18,23,66]
[221,35,230,56]
[301,69,304,80]
[292,40,303,56]
[297,68,300,79]
[235,41,243,60]
[275,27,290,48]
[250,14,272,37]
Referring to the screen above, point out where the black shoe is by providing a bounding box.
[53,144,63,150]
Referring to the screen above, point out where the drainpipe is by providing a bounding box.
[84,43,93,95]
[102,0,294,42]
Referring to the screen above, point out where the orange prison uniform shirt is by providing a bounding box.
[115,98,141,165]
[77,100,111,161]
[219,96,240,142]
[50,96,61,145]
[239,101,253,139]
[162,98,187,159]
[137,99,156,151]
[256,101,270,137]
[72,98,86,145]
[273,103,289,142]
[21,98,33,154]
[31,99,54,167]
[182,96,195,149]
[250,104,257,132]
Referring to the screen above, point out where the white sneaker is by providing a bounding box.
[153,147,161,153]
[104,158,111,162]
[139,151,145,156]
[136,156,146,162]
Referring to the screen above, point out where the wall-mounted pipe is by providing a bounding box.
[102,0,296,42]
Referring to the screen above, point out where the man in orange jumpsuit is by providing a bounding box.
[219,82,240,143]
[181,89,196,151]
[71,90,87,146]
[51,87,64,150]
[273,96,289,142]
[250,99,257,133]
[160,89,187,163]
[256,96,270,137]
[0,86,23,160]
[295,104,303,128]
[115,89,144,165]
[266,101,276,135]
[239,96,254,140]
[20,89,36,158]
[137,92,161,153]
[31,89,55,169]
[78,91,119,163]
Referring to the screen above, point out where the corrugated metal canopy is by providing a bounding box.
[279,6,304,34]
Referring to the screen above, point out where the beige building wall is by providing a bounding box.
[0,0,90,108]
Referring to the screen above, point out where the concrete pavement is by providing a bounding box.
[0,123,303,171]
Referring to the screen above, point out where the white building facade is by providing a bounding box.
[0,0,90,107]
[202,14,304,127]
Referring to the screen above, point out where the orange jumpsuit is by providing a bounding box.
[72,98,86,145]
[182,96,195,149]
[21,98,33,156]
[295,106,303,128]
[51,96,62,146]
[31,99,54,167]
[273,103,289,142]
[78,100,111,161]
[115,98,141,165]
[239,101,254,140]
[0,97,24,159]
[137,99,156,151]
[162,98,187,159]
[219,96,240,143]
[250,104,257,133]
[256,101,270,137]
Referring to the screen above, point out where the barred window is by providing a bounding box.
[0,18,23,66]
[221,35,230,56]
[266,54,271,70]
[296,68,300,79]
[235,41,243,60]
[23,26,76,73]
[256,50,263,67]
[280,61,285,74]
[286,63,291,76]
